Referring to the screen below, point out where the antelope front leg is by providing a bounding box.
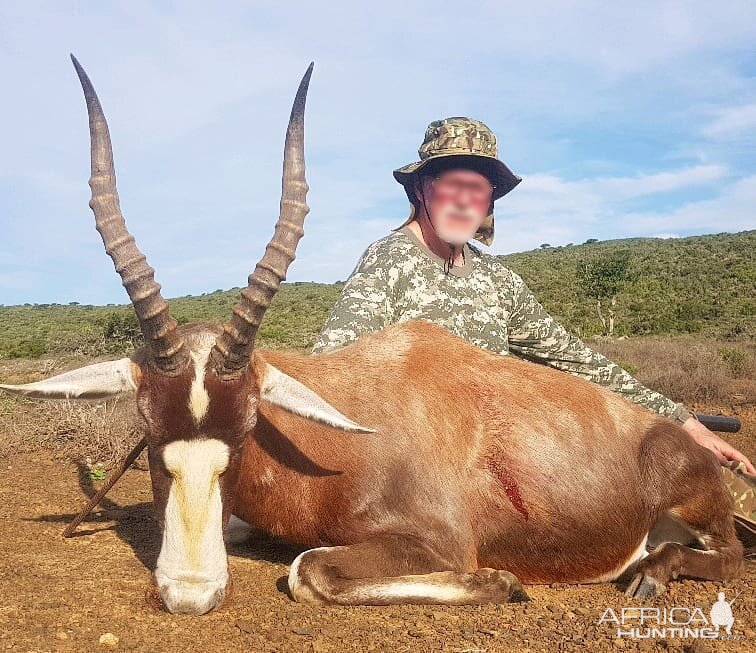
[287,533,529,606]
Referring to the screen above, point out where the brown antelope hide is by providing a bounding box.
[0,56,743,616]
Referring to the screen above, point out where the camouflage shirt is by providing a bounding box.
[311,224,694,423]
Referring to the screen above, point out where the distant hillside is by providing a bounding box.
[501,230,754,340]
[0,283,341,359]
[0,230,753,359]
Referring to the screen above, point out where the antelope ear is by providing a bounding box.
[0,358,140,400]
[258,362,376,434]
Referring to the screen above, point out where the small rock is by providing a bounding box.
[683,641,711,653]
[98,633,119,649]
[613,639,626,649]
[292,627,314,636]
[55,631,68,640]
[235,620,255,635]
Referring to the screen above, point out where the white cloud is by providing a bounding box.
[488,168,754,255]
[0,1,755,303]
[589,165,729,198]
[617,174,756,234]
[701,104,756,138]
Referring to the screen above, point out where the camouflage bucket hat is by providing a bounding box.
[393,116,522,246]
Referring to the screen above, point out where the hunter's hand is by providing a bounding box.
[682,416,755,474]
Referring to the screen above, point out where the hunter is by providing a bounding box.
[311,116,755,531]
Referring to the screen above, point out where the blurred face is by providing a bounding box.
[416,168,493,245]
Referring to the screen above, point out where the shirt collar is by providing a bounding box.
[397,224,475,278]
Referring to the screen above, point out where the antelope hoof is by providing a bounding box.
[624,572,666,600]
[464,568,530,604]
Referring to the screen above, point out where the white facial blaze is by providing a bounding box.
[155,439,230,614]
[188,344,212,424]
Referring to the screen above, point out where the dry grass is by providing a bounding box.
[0,395,140,462]
[589,335,756,407]
[0,335,754,467]
[0,356,141,467]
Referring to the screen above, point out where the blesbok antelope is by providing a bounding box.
[0,56,743,616]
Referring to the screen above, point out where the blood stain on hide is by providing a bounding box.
[485,455,529,521]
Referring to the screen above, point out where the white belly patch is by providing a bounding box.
[581,533,649,583]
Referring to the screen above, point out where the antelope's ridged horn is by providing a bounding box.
[211,63,314,378]
[70,54,188,375]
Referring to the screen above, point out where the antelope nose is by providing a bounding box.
[155,573,228,615]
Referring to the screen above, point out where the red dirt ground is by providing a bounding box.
[0,411,754,652]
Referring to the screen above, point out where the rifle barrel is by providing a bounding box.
[695,413,741,433]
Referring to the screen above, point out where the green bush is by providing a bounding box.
[0,231,753,359]
[3,338,47,359]
[717,347,748,376]
[101,311,144,352]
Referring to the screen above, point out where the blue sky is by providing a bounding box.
[1,1,755,305]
